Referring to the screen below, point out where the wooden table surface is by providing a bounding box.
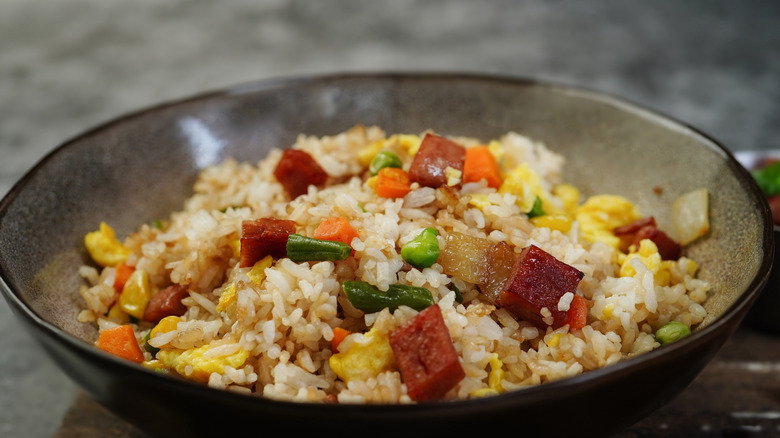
[52,322,780,438]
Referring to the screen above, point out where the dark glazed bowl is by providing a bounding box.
[734,149,780,334]
[0,73,773,438]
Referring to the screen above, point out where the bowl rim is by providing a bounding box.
[0,71,774,414]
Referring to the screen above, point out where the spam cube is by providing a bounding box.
[497,244,586,330]
[407,133,466,188]
[240,218,296,267]
[389,304,465,401]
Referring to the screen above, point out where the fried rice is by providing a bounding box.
[77,125,710,403]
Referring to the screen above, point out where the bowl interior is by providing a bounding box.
[0,73,771,356]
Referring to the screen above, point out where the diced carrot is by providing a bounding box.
[314,217,359,248]
[375,167,411,198]
[331,327,351,351]
[565,294,588,331]
[97,324,145,363]
[463,145,502,188]
[113,262,135,293]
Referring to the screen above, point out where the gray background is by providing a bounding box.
[1,1,779,436]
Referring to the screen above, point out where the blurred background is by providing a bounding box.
[1,1,779,436]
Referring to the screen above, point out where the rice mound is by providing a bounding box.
[78,125,710,403]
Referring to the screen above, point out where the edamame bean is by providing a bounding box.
[654,321,691,345]
[369,150,403,176]
[401,227,440,269]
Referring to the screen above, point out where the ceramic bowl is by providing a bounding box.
[734,150,780,334]
[0,73,772,438]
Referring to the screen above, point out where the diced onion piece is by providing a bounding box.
[672,188,710,245]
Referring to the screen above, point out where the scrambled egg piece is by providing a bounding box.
[329,326,395,383]
[216,282,237,313]
[553,183,581,216]
[530,214,573,233]
[84,222,131,267]
[357,134,422,166]
[486,140,504,164]
[546,332,563,348]
[247,255,273,285]
[150,315,182,341]
[601,303,616,320]
[618,239,676,286]
[397,134,423,156]
[157,344,250,383]
[216,256,273,313]
[467,193,492,210]
[499,163,543,213]
[106,303,130,324]
[576,195,642,248]
[228,238,241,259]
[118,269,154,319]
[469,354,505,398]
[445,166,462,186]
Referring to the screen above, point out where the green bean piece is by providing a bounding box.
[400,227,440,269]
[342,281,434,313]
[654,321,691,346]
[142,331,160,356]
[526,196,544,218]
[286,233,352,262]
[449,282,463,303]
[369,150,403,176]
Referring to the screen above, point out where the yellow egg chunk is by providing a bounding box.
[228,238,241,259]
[487,354,505,393]
[84,222,131,267]
[553,183,581,216]
[576,195,642,248]
[357,139,386,167]
[530,214,573,233]
[546,333,563,348]
[141,359,167,371]
[499,163,542,213]
[329,326,395,383]
[469,354,505,398]
[486,140,504,164]
[106,303,130,324]
[619,239,675,286]
[247,255,273,285]
[397,134,422,156]
[150,315,182,339]
[215,282,237,313]
[467,193,493,210]
[445,166,462,187]
[157,344,250,383]
[118,269,154,319]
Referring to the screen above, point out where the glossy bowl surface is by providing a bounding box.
[0,73,773,438]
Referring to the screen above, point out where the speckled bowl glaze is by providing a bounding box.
[0,73,773,438]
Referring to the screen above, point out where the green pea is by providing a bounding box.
[342,281,434,313]
[400,227,440,269]
[286,233,352,262]
[369,150,403,176]
[654,321,691,346]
